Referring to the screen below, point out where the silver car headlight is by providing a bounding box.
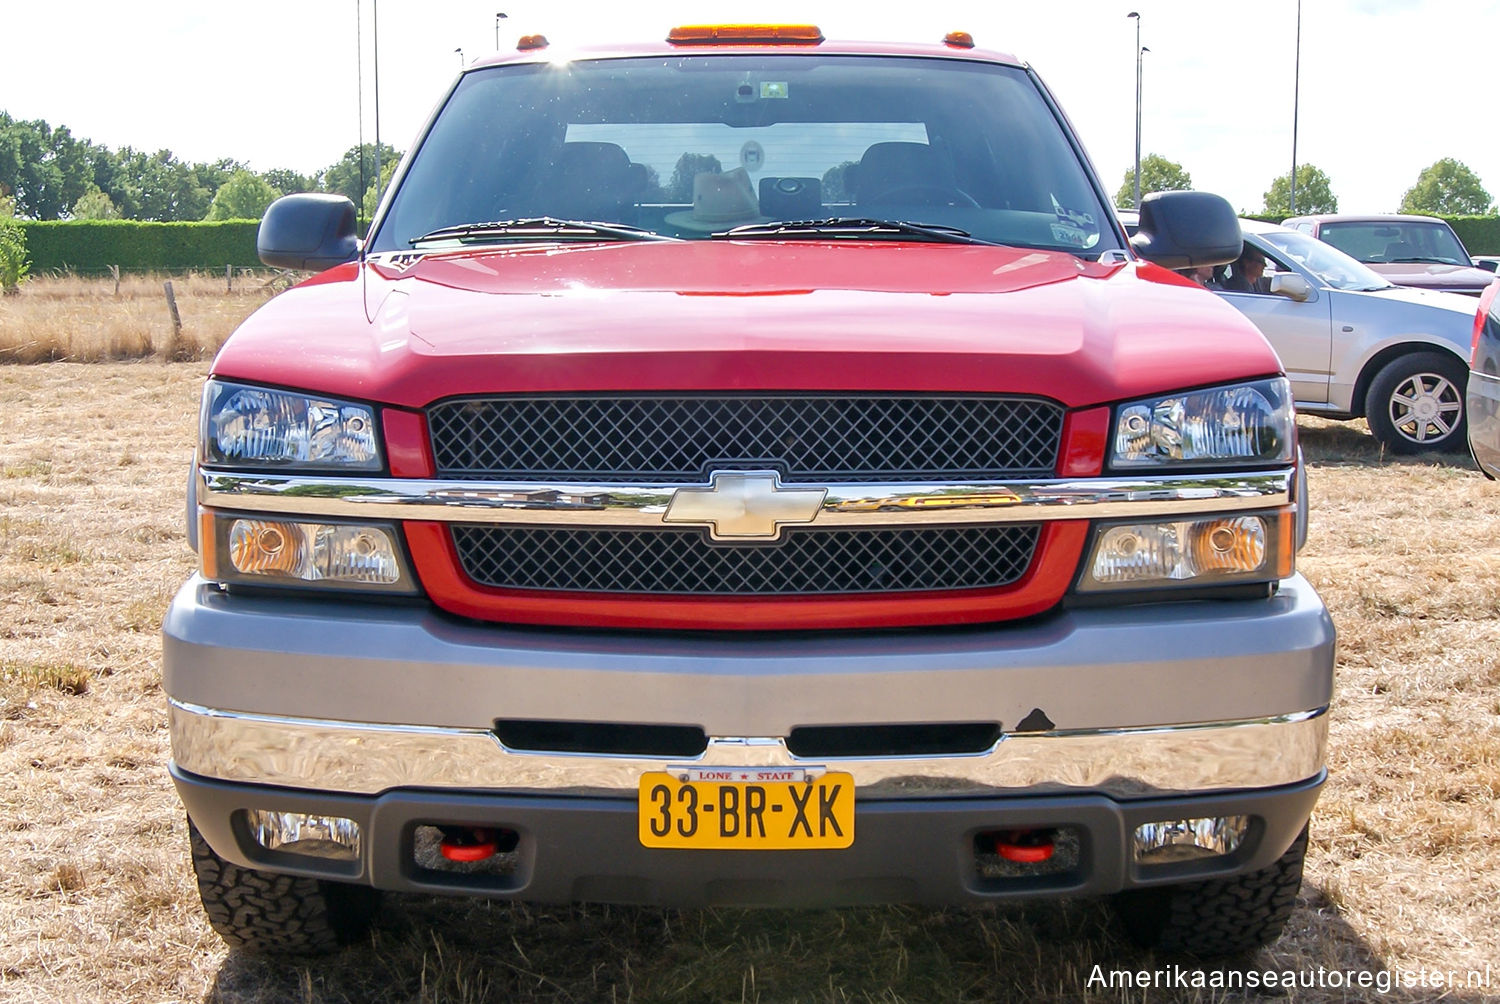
[1111,378,1294,470]
[200,380,381,471]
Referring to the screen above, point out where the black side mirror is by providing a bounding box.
[1130,191,1243,270]
[257,194,359,271]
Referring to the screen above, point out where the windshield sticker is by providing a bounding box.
[740,141,765,172]
[1050,223,1093,248]
[760,82,789,99]
[1050,196,1099,249]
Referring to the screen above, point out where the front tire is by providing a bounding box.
[188,817,380,955]
[1364,351,1468,454]
[1113,825,1307,957]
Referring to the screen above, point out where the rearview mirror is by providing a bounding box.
[1270,273,1312,302]
[257,194,359,271]
[1129,191,1243,270]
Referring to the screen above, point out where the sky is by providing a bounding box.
[3,0,1497,215]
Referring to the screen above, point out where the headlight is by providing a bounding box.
[1111,378,1294,469]
[200,380,380,471]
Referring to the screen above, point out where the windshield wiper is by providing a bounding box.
[711,217,998,246]
[1386,256,1458,265]
[411,218,680,246]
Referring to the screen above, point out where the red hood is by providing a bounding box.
[213,241,1282,409]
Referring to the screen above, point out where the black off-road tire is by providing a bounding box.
[1113,825,1307,958]
[1364,351,1468,454]
[188,817,381,955]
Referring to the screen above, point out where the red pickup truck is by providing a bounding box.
[167,26,1334,959]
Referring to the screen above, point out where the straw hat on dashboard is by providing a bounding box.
[665,168,770,231]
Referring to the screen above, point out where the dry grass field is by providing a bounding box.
[1,353,1497,1000]
[0,273,282,364]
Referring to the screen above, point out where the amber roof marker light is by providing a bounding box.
[516,33,549,51]
[943,31,976,49]
[667,24,825,45]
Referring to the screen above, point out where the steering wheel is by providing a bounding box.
[865,184,981,208]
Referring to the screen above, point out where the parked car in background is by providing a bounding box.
[1122,210,1478,453]
[1282,214,1493,295]
[1473,255,1500,274]
[1468,280,1500,477]
[1219,222,1478,453]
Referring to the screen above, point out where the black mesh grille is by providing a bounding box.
[428,395,1063,482]
[452,524,1039,595]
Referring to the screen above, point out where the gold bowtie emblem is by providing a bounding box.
[662,471,827,541]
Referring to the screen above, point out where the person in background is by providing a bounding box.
[1220,246,1270,293]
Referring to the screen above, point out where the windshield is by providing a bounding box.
[1258,230,1393,291]
[368,55,1118,255]
[1317,220,1471,266]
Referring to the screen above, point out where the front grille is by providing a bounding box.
[452,524,1039,595]
[428,395,1063,482]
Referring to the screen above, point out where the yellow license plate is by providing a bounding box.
[638,769,855,849]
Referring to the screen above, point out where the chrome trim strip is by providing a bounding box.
[168,700,1326,799]
[199,468,1293,527]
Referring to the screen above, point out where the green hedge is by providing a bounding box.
[1242,213,1500,255]
[1446,216,1500,256]
[17,219,261,274]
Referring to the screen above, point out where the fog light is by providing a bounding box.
[246,809,361,861]
[1133,815,1248,864]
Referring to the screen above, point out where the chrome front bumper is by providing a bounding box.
[169,698,1328,800]
[164,571,1334,801]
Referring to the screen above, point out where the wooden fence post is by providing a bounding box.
[110,264,120,297]
[163,280,183,359]
[226,264,233,293]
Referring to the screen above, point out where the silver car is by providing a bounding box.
[1218,221,1478,454]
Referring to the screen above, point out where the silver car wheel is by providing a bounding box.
[1388,372,1462,445]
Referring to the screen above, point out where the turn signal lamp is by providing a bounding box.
[200,512,415,593]
[1079,509,1294,591]
[667,24,825,45]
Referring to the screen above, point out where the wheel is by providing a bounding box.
[188,817,380,955]
[1113,825,1307,958]
[864,183,981,208]
[1364,351,1468,454]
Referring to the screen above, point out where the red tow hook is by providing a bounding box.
[993,828,1055,863]
[440,827,500,862]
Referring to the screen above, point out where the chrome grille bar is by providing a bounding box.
[199,468,1295,526]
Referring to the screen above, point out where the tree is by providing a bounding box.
[1115,154,1192,209]
[666,153,722,204]
[1399,158,1494,216]
[263,168,315,196]
[0,114,101,219]
[70,185,121,219]
[0,216,28,295]
[108,147,218,220]
[322,143,401,206]
[205,170,281,220]
[1263,164,1337,216]
[361,161,397,220]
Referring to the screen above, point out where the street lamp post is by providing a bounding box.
[1289,0,1302,214]
[454,47,464,67]
[495,11,507,50]
[1128,12,1143,209]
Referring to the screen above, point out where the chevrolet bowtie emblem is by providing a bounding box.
[662,471,827,541]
